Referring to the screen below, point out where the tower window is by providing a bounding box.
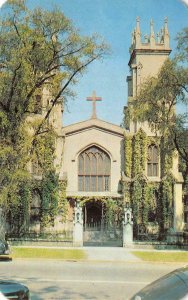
[147,144,158,177]
[78,146,111,192]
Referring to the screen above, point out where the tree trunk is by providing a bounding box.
[0,208,6,240]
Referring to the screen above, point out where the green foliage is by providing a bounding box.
[124,134,132,177]
[127,30,188,183]
[121,106,130,130]
[105,198,121,228]
[122,28,188,235]
[79,196,108,207]
[40,170,59,228]
[131,129,147,177]
[124,129,150,227]
[176,27,188,63]
[158,174,175,231]
[79,196,122,226]
[0,0,108,235]
[173,120,188,188]
[131,175,144,223]
[58,180,68,223]
[12,247,86,260]
[39,169,68,230]
[131,59,187,134]
[123,127,174,233]
[131,174,148,225]
[131,251,188,262]
[8,178,32,235]
[32,128,56,173]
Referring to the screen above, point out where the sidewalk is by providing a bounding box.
[83,246,141,262]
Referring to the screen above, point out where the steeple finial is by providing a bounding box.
[131,31,134,45]
[157,32,160,44]
[150,19,155,47]
[135,17,141,47]
[164,17,170,49]
[136,16,140,31]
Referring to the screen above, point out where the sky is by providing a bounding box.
[0,0,188,126]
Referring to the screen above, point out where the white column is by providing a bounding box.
[123,206,133,247]
[173,183,184,232]
[73,202,83,247]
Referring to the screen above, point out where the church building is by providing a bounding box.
[29,18,184,246]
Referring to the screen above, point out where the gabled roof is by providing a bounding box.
[62,118,125,137]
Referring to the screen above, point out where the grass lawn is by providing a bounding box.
[11,247,86,260]
[132,251,188,262]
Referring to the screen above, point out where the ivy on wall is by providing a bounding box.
[131,129,147,177]
[58,180,68,223]
[8,179,31,235]
[78,196,123,227]
[124,134,132,177]
[158,174,175,232]
[9,127,68,236]
[40,170,59,229]
[123,127,175,236]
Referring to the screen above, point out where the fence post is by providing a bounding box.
[73,201,83,247]
[123,205,133,247]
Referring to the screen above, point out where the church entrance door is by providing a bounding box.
[83,201,122,247]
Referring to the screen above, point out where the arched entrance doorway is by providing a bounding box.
[83,200,122,247]
[84,201,103,230]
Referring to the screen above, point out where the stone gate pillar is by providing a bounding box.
[123,205,133,247]
[73,201,83,247]
[173,182,184,232]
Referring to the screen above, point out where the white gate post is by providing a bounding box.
[123,204,133,247]
[73,201,83,247]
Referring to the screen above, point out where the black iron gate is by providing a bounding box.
[83,202,122,247]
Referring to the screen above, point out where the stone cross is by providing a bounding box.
[87,91,102,119]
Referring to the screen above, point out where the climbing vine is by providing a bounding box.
[124,134,132,177]
[8,179,32,236]
[9,127,68,235]
[158,174,175,232]
[58,180,68,223]
[31,129,68,231]
[123,126,176,237]
[40,170,59,229]
[78,196,123,227]
[131,129,147,177]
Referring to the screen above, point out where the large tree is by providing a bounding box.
[0,0,108,235]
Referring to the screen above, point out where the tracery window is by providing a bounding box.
[147,144,158,177]
[78,146,111,192]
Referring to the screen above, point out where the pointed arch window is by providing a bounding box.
[78,146,111,192]
[147,144,159,177]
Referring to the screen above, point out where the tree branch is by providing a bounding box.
[173,131,188,162]
[7,63,21,111]
[33,55,100,141]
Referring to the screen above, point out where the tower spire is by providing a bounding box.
[135,16,141,47]
[164,17,170,49]
[150,19,155,47]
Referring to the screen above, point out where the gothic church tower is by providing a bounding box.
[127,17,171,133]
[123,18,184,236]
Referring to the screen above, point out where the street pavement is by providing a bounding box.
[0,246,187,299]
[0,257,185,300]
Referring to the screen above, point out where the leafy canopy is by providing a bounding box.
[0,0,109,209]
